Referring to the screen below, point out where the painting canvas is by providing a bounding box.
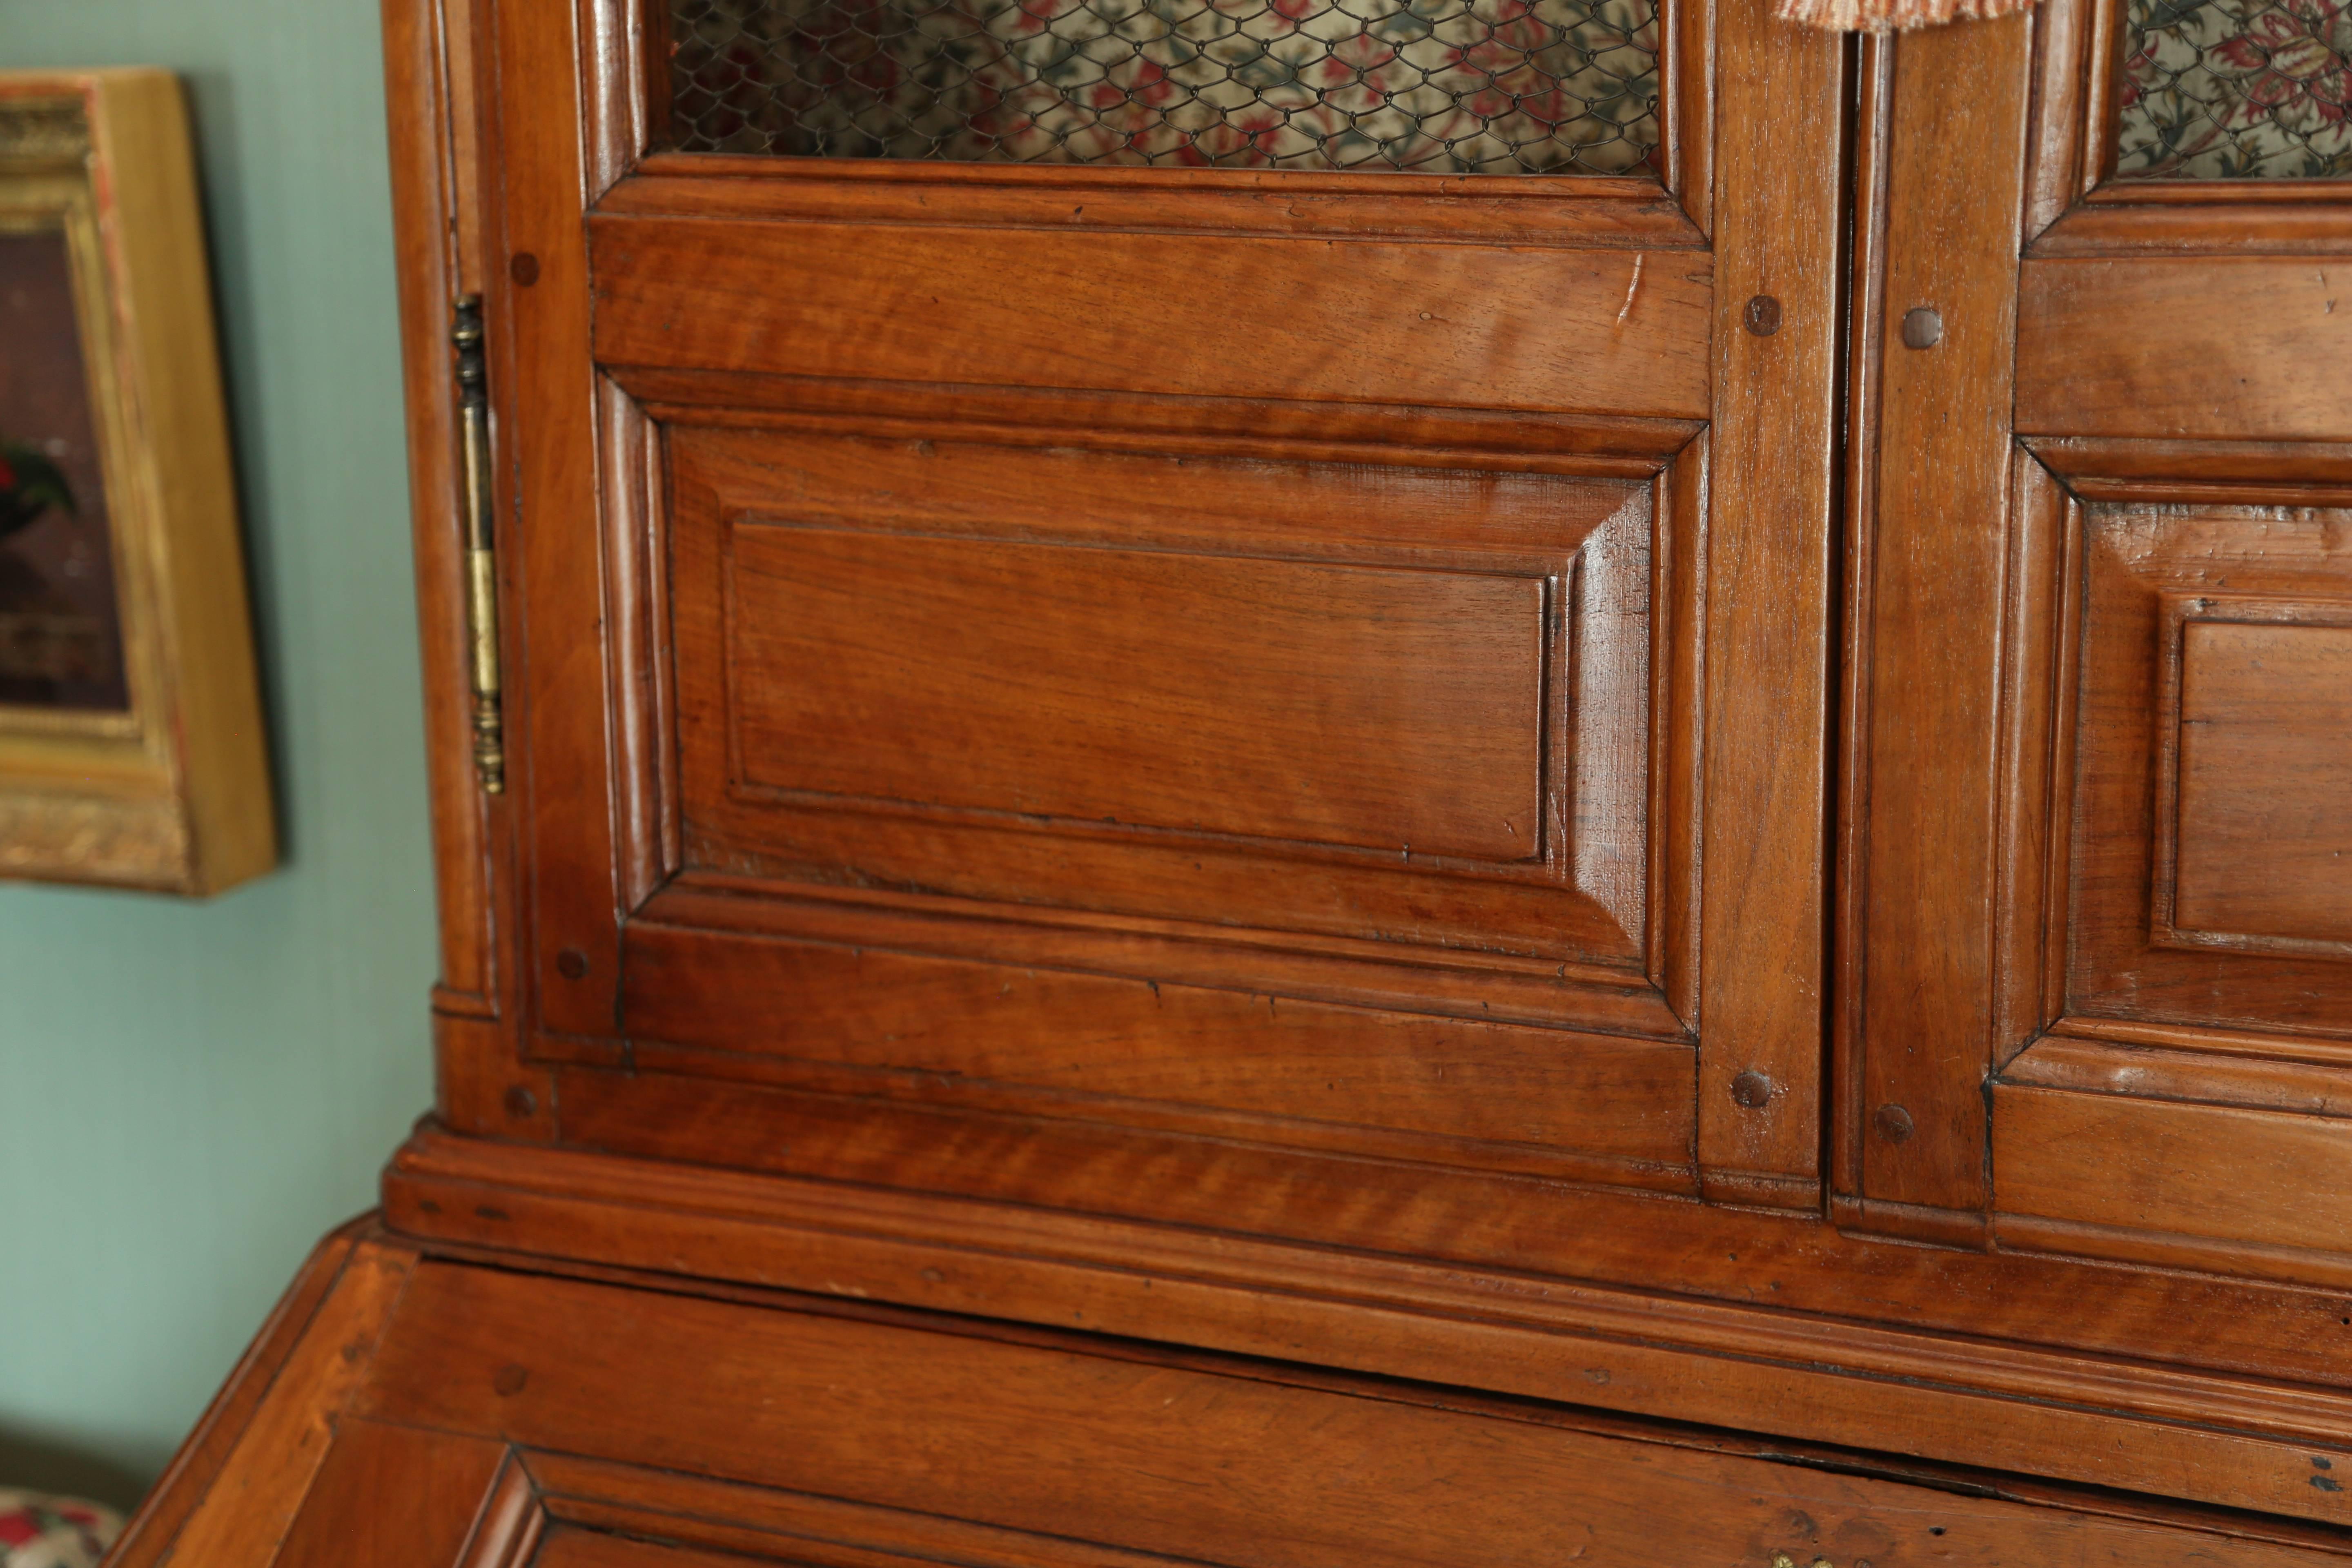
[0,223,132,711]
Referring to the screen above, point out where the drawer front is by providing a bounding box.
[127,1240,2352,1568]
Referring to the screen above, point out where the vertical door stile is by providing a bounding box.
[1694,0,1844,1205]
[1836,7,2034,1243]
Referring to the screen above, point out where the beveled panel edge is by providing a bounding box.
[617,368,1705,473]
[2005,1032,2352,1113]
[2047,1013,2352,1064]
[2081,181,2352,208]
[2032,201,2352,257]
[379,1126,2352,1527]
[628,149,1677,200]
[460,1456,550,1568]
[1998,1210,2352,1297]
[2023,436,2352,499]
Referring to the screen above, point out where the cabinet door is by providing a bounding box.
[1841,0,2352,1277]
[423,0,1844,1267]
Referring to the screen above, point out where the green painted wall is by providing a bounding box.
[0,0,434,1509]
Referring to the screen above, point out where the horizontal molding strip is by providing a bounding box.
[385,1129,2352,1527]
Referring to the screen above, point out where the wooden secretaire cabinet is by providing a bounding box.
[118,0,2352,1558]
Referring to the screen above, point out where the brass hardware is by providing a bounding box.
[1744,294,1782,336]
[1900,305,1944,350]
[453,295,505,794]
[1770,1555,1834,1568]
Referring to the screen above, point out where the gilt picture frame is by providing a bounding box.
[0,70,273,894]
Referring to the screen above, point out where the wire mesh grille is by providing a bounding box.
[2116,0,2352,177]
[666,0,1661,173]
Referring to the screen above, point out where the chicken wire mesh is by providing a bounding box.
[665,0,1661,173]
[2116,0,2352,178]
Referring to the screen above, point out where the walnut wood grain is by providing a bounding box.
[269,1419,509,1568]
[2066,508,2352,1035]
[123,1236,2352,1561]
[123,1237,414,1566]
[107,1223,369,1568]
[1844,14,2034,1223]
[499,0,624,1040]
[357,1259,2352,1557]
[1996,1082,2352,1260]
[588,216,1713,419]
[332,0,2352,1544]
[1689,0,1841,1198]
[386,1127,2352,1454]
[621,931,1696,1169]
[2169,621,2352,951]
[2018,258,2352,441]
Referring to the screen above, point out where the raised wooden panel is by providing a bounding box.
[2168,618,2352,954]
[1986,505,2352,1287]
[723,528,1547,862]
[666,425,1663,970]
[2064,506,2352,1038]
[589,217,1713,419]
[585,418,1697,1201]
[2018,258,2352,442]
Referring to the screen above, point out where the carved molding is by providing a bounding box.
[0,96,90,162]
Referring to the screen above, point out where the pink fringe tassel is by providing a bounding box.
[1773,0,2031,33]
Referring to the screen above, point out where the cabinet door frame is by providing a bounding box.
[428,0,1847,1225]
[1838,0,2352,1276]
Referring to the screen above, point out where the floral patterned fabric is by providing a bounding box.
[2116,0,2352,178]
[0,1492,122,1568]
[668,0,1660,172]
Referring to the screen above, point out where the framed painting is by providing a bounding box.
[0,70,273,894]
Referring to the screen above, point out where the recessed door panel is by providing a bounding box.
[666,425,1655,963]
[460,0,1841,1257]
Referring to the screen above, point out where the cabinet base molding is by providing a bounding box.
[114,1223,2352,1568]
[379,1128,2352,1526]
